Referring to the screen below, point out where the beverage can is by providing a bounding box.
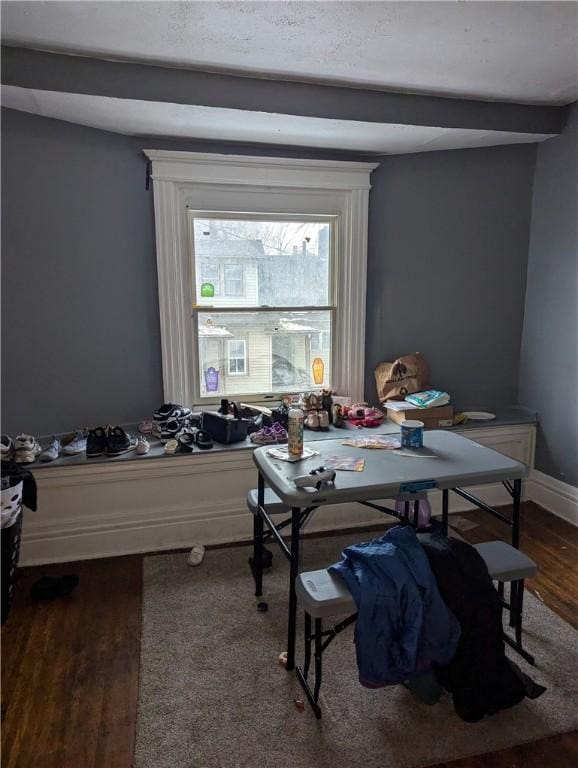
[288,407,304,456]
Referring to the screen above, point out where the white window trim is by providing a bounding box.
[144,150,378,406]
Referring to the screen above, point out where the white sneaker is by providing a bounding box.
[136,437,150,455]
[14,434,42,463]
[187,544,206,567]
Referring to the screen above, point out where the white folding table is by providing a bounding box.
[251,430,527,672]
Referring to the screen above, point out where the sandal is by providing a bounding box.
[164,439,178,455]
[195,429,213,450]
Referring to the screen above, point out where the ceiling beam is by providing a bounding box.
[2,46,568,136]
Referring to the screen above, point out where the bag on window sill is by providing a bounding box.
[202,405,252,444]
[374,352,430,401]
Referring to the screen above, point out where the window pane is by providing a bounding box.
[196,310,331,398]
[192,217,331,307]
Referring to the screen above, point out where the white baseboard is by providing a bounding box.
[526,469,578,527]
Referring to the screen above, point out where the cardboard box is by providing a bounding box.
[386,404,454,428]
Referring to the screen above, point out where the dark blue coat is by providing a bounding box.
[330,525,460,687]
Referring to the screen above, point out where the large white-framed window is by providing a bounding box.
[144,150,377,407]
[191,211,335,400]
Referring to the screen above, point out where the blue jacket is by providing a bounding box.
[329,525,460,687]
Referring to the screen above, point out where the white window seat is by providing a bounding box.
[22,410,537,566]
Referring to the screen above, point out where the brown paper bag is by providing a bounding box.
[374,353,430,401]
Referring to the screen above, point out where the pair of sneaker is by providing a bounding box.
[2,434,43,463]
[152,403,197,443]
[87,426,137,457]
[304,411,330,431]
[39,430,88,462]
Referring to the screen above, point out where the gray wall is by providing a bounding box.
[519,103,578,487]
[365,143,537,407]
[0,108,370,436]
[1,109,163,435]
[2,107,539,437]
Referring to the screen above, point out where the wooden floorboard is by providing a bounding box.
[1,502,576,768]
[1,556,142,768]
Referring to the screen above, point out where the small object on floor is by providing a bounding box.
[294,698,305,711]
[136,436,151,455]
[187,543,205,567]
[278,651,288,667]
[13,434,42,463]
[30,574,79,601]
[164,439,178,455]
[138,419,153,435]
[257,602,268,612]
[40,437,61,462]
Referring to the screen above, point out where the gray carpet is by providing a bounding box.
[135,532,578,768]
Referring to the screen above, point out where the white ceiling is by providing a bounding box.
[2,1,578,105]
[2,86,555,154]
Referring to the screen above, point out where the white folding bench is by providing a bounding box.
[294,539,537,718]
[474,540,538,665]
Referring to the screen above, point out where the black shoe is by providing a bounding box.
[30,574,79,601]
[106,426,137,456]
[86,427,108,457]
[160,418,184,444]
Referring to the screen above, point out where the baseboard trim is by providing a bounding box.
[526,470,578,527]
[20,481,522,566]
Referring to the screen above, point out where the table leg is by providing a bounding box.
[442,489,449,536]
[286,506,302,672]
[252,472,265,597]
[512,478,521,549]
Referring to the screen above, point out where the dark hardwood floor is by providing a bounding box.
[1,502,576,768]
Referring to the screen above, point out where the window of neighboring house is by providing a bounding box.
[223,264,244,296]
[200,261,221,295]
[145,150,375,406]
[310,330,330,355]
[227,339,247,375]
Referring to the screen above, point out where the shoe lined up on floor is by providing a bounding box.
[13,434,42,464]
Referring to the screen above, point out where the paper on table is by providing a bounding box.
[266,446,319,463]
[342,436,401,450]
[324,455,365,472]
